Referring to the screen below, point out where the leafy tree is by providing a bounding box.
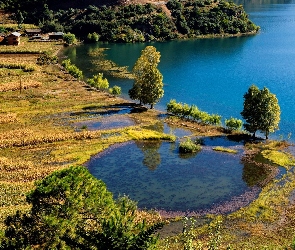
[0,166,163,249]
[109,85,121,96]
[63,32,77,45]
[225,117,243,132]
[129,46,164,109]
[87,73,109,90]
[86,32,100,43]
[241,85,280,139]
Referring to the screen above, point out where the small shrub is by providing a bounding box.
[63,32,77,45]
[179,138,201,153]
[87,73,109,90]
[36,53,58,65]
[61,59,83,79]
[225,117,243,131]
[109,85,121,96]
[86,32,100,43]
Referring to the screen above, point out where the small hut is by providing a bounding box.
[48,32,64,40]
[0,33,5,44]
[25,28,42,37]
[6,32,21,45]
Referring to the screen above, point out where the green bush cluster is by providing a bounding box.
[86,32,100,43]
[167,99,222,125]
[109,85,121,96]
[179,138,201,153]
[225,117,243,131]
[86,73,109,90]
[61,59,83,79]
[63,32,77,45]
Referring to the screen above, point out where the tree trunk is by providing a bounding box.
[150,103,154,109]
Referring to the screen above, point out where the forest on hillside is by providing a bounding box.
[1,0,259,42]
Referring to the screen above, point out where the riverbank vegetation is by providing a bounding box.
[2,0,259,43]
[1,30,295,249]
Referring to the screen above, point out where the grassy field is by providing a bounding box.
[1,36,295,249]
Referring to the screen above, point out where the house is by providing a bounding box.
[48,32,64,40]
[0,33,5,44]
[6,32,21,45]
[25,28,42,37]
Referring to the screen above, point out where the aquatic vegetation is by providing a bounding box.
[213,146,238,154]
[89,48,134,79]
[124,128,176,141]
[261,150,295,170]
[179,138,201,153]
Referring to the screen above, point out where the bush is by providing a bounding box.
[63,32,77,45]
[36,53,58,65]
[179,138,201,153]
[166,99,222,125]
[87,73,109,90]
[86,32,100,43]
[109,85,121,96]
[225,117,243,131]
[61,59,83,79]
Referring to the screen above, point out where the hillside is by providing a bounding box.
[1,0,259,43]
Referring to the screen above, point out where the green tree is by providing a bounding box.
[109,85,121,96]
[0,166,163,249]
[225,117,243,132]
[241,85,280,139]
[63,32,77,45]
[129,46,164,109]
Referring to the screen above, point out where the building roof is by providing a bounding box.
[25,29,41,33]
[10,32,21,37]
[48,32,64,36]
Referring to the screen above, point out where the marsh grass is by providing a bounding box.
[213,146,238,154]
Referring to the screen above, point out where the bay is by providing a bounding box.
[62,0,295,140]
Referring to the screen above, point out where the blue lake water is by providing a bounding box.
[62,0,295,141]
[87,139,260,212]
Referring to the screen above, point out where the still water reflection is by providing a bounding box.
[87,137,266,212]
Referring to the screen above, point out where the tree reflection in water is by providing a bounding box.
[135,141,162,171]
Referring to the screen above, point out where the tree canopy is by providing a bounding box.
[0,166,162,249]
[241,85,280,139]
[129,46,164,109]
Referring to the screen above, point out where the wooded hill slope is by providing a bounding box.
[1,0,259,42]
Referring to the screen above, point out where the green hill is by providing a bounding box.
[1,0,259,42]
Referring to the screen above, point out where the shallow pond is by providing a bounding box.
[87,136,266,215]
